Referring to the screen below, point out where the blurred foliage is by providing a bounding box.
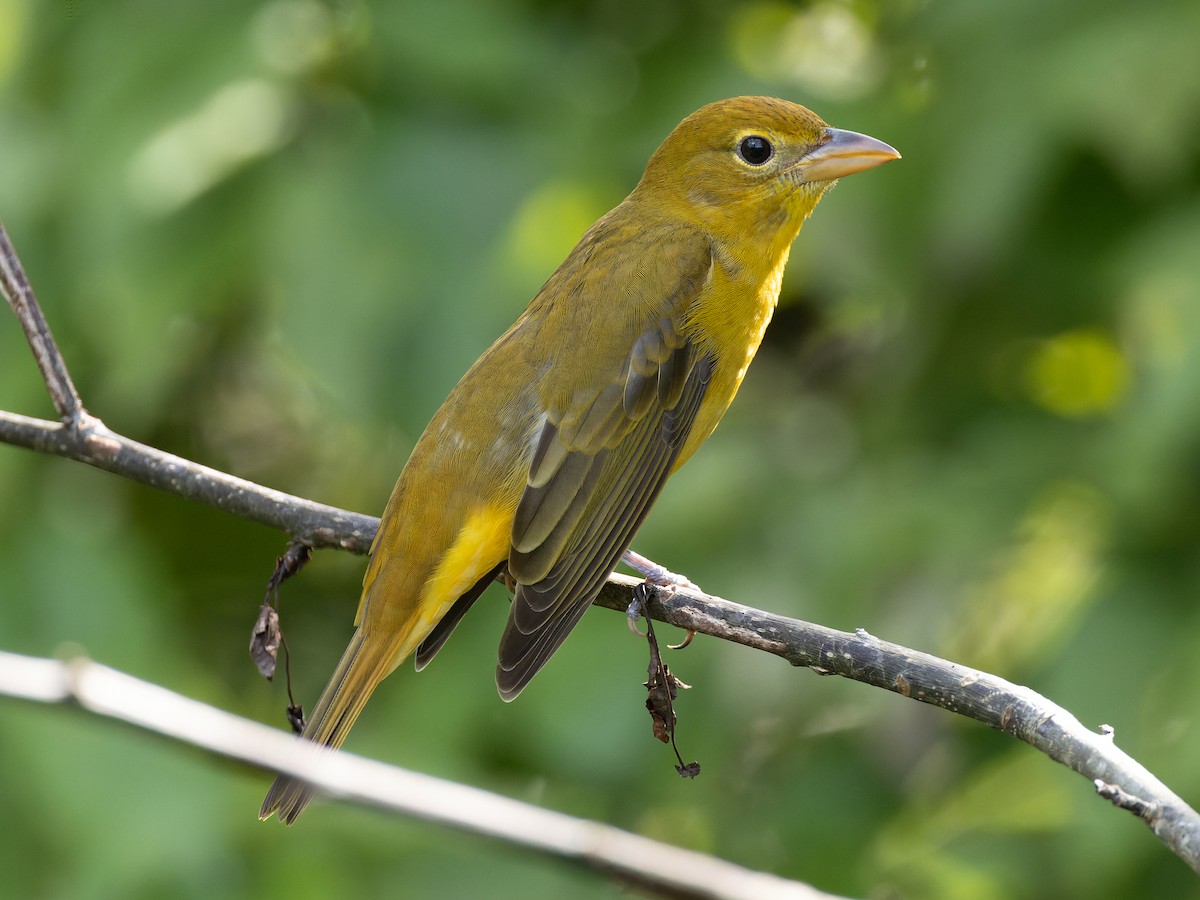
[2,1,1200,897]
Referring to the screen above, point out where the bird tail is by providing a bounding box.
[259,628,397,824]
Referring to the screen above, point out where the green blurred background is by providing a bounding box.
[2,1,1199,897]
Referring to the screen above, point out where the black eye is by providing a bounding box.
[737,135,773,165]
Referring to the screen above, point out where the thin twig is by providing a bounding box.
[0,651,849,900]
[0,222,83,421]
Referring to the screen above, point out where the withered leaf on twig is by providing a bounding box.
[250,541,311,680]
[251,540,312,732]
[268,540,312,591]
[645,658,692,738]
[635,584,701,779]
[249,602,282,680]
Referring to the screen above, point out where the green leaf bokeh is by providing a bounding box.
[2,1,1199,897]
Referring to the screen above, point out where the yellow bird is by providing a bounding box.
[261,96,898,822]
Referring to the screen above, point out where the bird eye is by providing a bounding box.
[737,135,773,166]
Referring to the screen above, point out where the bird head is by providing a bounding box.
[635,96,899,244]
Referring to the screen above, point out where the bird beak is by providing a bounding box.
[794,128,901,182]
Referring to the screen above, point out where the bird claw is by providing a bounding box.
[667,629,696,651]
[627,613,647,638]
[624,566,695,649]
[626,586,648,637]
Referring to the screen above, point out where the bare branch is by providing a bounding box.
[0,222,84,422]
[594,578,1200,875]
[0,409,376,552]
[0,651,850,900]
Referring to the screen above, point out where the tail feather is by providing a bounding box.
[259,629,397,824]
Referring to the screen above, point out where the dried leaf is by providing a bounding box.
[645,660,690,743]
[268,541,312,591]
[254,541,312,728]
[249,602,281,679]
[633,584,701,778]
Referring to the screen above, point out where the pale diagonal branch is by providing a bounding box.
[0,651,847,900]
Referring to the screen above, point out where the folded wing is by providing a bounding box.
[498,304,715,699]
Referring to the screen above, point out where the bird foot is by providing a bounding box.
[622,552,699,649]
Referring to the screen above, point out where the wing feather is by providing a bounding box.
[497,352,714,699]
[510,440,604,556]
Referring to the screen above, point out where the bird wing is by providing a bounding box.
[496,242,716,700]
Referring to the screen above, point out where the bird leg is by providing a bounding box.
[621,548,700,591]
[621,548,699,649]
